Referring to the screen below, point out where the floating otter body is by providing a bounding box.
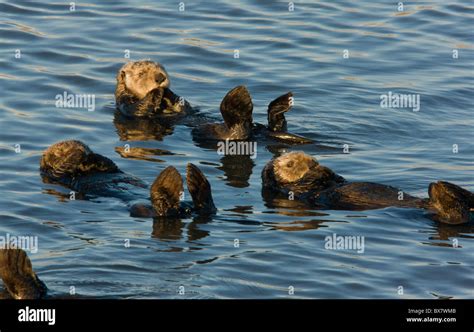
[0,249,47,299]
[115,64,310,144]
[40,140,147,201]
[115,60,191,118]
[192,85,313,145]
[40,140,216,217]
[262,152,474,225]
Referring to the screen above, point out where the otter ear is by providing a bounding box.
[120,70,126,80]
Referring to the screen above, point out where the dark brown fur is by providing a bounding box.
[0,249,47,299]
[40,140,120,188]
[262,152,473,225]
[144,163,216,217]
[192,86,312,144]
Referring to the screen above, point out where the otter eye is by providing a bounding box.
[286,161,294,168]
[155,73,166,84]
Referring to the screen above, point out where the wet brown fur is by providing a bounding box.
[263,152,473,224]
[0,249,47,299]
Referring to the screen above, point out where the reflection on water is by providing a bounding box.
[186,215,212,242]
[0,0,473,299]
[114,111,176,141]
[115,146,174,163]
[218,155,255,188]
[152,218,184,241]
[423,223,474,248]
[264,219,345,232]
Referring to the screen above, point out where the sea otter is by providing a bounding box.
[192,85,313,145]
[262,152,474,225]
[190,86,314,187]
[0,249,47,299]
[115,60,191,117]
[40,140,216,217]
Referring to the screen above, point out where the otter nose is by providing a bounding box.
[155,73,167,84]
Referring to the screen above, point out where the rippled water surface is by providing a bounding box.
[0,0,473,298]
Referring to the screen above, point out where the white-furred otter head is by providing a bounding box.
[262,151,345,195]
[117,60,170,99]
[272,152,318,184]
[40,140,119,182]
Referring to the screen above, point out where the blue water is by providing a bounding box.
[0,0,473,298]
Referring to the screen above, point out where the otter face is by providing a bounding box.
[273,152,318,184]
[428,181,471,225]
[267,152,345,195]
[118,61,170,99]
[40,140,118,181]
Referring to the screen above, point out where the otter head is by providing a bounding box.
[40,140,119,183]
[273,152,318,184]
[118,60,170,99]
[264,152,345,196]
[428,181,472,225]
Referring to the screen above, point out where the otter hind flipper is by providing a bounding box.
[186,163,216,214]
[150,166,183,216]
[220,85,253,128]
[428,181,473,225]
[267,92,293,132]
[266,92,313,145]
[0,249,47,299]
